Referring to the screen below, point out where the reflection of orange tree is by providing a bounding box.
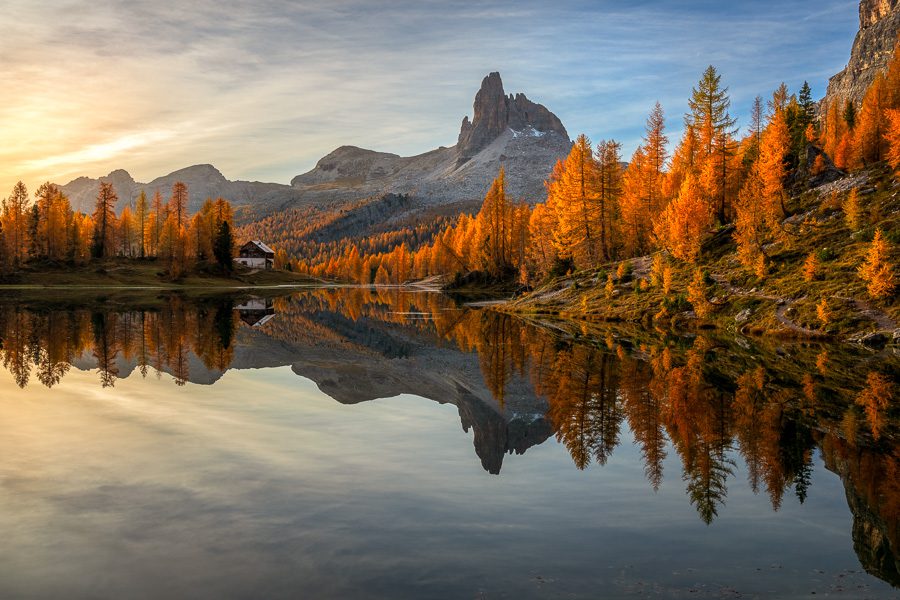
[620,354,666,490]
[653,339,735,524]
[0,299,239,389]
[856,371,895,441]
[544,346,622,469]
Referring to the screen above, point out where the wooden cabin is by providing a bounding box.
[235,240,275,270]
[235,298,276,327]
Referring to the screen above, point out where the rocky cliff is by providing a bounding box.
[825,0,900,109]
[456,71,568,165]
[288,71,571,207]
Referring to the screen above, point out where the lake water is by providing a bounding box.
[0,288,897,599]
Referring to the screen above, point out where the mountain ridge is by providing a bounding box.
[57,72,571,218]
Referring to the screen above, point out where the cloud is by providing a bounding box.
[0,0,860,194]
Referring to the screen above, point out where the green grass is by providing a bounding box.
[0,259,322,307]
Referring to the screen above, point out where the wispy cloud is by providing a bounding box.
[0,0,859,194]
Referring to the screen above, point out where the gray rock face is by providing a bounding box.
[289,72,571,208]
[456,72,568,165]
[824,0,900,109]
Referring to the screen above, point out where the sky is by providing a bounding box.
[0,0,860,195]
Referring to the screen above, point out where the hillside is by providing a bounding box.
[57,72,571,261]
[499,165,899,345]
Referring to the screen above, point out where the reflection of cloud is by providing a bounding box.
[0,0,859,194]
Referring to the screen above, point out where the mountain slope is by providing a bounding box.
[287,71,571,207]
[57,71,570,245]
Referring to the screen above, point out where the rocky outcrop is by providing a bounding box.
[824,0,900,109]
[288,72,571,209]
[456,72,568,165]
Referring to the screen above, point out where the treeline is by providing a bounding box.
[299,56,898,299]
[236,202,453,270]
[0,180,238,278]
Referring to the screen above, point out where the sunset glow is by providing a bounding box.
[1,0,857,194]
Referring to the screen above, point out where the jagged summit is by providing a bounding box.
[288,71,571,206]
[456,72,568,164]
[824,0,900,108]
[57,72,571,220]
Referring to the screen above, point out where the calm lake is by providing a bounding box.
[0,287,897,599]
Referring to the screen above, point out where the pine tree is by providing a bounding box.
[150,190,165,257]
[854,73,888,166]
[213,220,234,270]
[551,135,603,268]
[654,173,711,263]
[798,81,816,130]
[858,228,895,299]
[170,182,188,228]
[474,168,514,277]
[844,188,862,230]
[744,95,765,167]
[885,108,900,171]
[843,100,856,130]
[596,138,623,260]
[759,105,791,218]
[135,190,148,258]
[686,66,737,222]
[802,252,819,282]
[3,181,29,267]
[687,268,711,317]
[91,182,117,259]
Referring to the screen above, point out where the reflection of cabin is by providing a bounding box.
[235,298,276,327]
[235,240,275,269]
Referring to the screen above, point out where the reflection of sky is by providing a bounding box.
[0,365,894,598]
[1,1,859,194]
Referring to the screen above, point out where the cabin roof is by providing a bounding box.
[242,240,275,255]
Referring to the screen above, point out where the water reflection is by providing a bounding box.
[0,288,897,587]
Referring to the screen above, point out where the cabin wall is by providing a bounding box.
[235,257,271,269]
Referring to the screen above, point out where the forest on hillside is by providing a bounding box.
[277,54,898,313]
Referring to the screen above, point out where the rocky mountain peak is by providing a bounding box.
[861,0,900,26]
[824,0,900,109]
[161,164,227,183]
[456,72,568,165]
[106,169,135,181]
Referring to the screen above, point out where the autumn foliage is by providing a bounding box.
[0,180,239,278]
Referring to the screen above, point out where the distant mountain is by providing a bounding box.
[824,0,900,109]
[58,164,296,215]
[58,71,569,221]
[289,71,571,207]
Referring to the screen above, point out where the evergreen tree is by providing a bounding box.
[687,66,737,222]
[27,203,40,259]
[843,100,856,130]
[3,181,29,267]
[91,182,117,259]
[214,220,234,270]
[797,81,816,129]
[135,190,148,258]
